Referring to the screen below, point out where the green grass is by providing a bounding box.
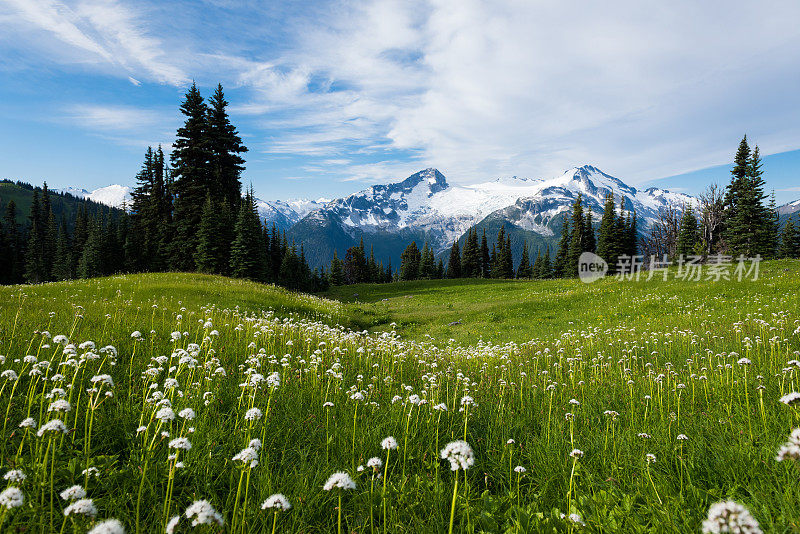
[0,262,798,533]
[327,259,800,345]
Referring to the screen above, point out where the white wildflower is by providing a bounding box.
[323,471,356,491]
[440,440,475,471]
[261,493,291,511]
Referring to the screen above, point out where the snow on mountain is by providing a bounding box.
[777,198,800,216]
[58,185,132,209]
[255,197,330,231]
[298,165,694,255]
[492,165,695,238]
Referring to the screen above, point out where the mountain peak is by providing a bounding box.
[401,168,448,194]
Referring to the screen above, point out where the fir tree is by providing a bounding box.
[72,207,89,274]
[171,83,211,271]
[565,195,586,277]
[763,191,779,258]
[541,246,553,279]
[516,242,532,278]
[583,212,596,254]
[531,249,543,279]
[596,194,619,273]
[24,189,47,283]
[418,242,435,279]
[447,240,461,278]
[329,250,345,285]
[78,217,104,279]
[724,137,771,256]
[52,217,72,281]
[194,195,227,273]
[778,219,800,258]
[343,244,368,284]
[2,201,21,283]
[628,211,638,257]
[480,229,491,278]
[399,241,421,280]
[206,84,247,209]
[230,189,266,280]
[461,228,480,277]
[40,183,56,279]
[676,205,699,258]
[554,216,571,278]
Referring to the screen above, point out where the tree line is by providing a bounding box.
[641,136,796,264]
[0,84,400,291]
[395,192,637,280]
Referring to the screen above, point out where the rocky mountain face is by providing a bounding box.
[289,165,694,268]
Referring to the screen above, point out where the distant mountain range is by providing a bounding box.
[59,167,800,268]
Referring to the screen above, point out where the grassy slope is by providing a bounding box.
[0,272,353,339]
[327,259,800,345]
[0,263,799,532]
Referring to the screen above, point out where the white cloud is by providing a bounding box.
[68,104,161,130]
[0,0,186,85]
[5,0,800,186]
[237,0,800,184]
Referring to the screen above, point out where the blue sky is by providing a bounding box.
[1,0,799,204]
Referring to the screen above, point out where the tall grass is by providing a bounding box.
[0,265,798,532]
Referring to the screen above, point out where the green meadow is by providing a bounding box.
[0,261,798,533]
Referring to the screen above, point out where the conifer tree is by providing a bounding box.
[24,189,47,283]
[554,216,571,278]
[461,228,480,277]
[541,246,553,278]
[343,244,368,284]
[480,229,491,278]
[368,246,378,282]
[504,235,513,278]
[78,217,104,279]
[230,189,266,280]
[763,191,779,258]
[565,195,586,277]
[493,226,514,278]
[516,242,532,278]
[72,206,89,274]
[195,195,227,273]
[447,240,461,278]
[329,250,345,285]
[583,212,596,253]
[676,205,699,257]
[596,193,619,273]
[206,84,247,208]
[724,137,771,256]
[532,249,543,279]
[418,242,435,279]
[52,217,72,280]
[40,183,56,279]
[2,201,21,283]
[778,219,800,258]
[266,224,280,282]
[628,211,638,257]
[171,83,211,271]
[399,241,421,280]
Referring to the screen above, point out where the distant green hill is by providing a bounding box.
[0,180,123,231]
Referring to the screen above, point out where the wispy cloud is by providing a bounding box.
[3,0,800,190]
[1,0,187,85]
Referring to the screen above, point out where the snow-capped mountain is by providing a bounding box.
[485,165,693,237]
[58,185,132,209]
[289,165,695,267]
[255,197,330,232]
[777,198,800,217]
